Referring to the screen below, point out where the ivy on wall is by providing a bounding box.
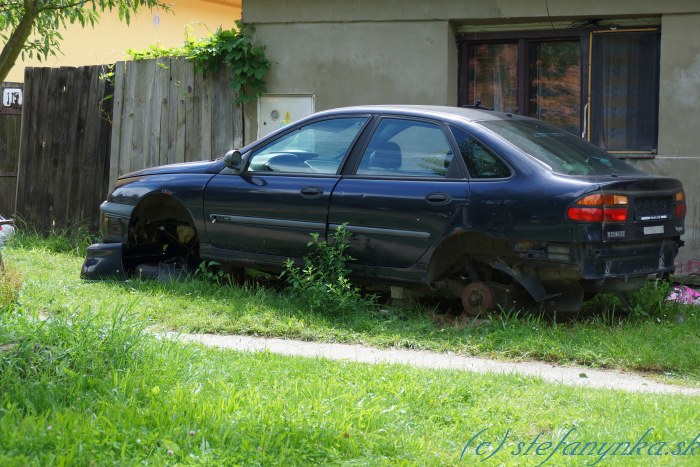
[128,20,271,105]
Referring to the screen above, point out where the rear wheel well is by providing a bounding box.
[427,232,513,283]
[123,194,200,274]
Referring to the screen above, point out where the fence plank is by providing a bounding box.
[155,57,171,166]
[109,62,126,191]
[200,73,213,160]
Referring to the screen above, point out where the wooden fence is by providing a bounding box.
[109,58,243,189]
[10,59,243,230]
[0,82,22,216]
[15,67,113,230]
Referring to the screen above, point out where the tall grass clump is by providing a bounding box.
[0,265,22,309]
[586,279,695,323]
[0,310,153,412]
[8,218,95,257]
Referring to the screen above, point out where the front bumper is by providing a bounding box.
[81,243,127,280]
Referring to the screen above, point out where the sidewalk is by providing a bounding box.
[164,332,700,396]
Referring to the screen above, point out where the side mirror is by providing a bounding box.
[223,149,244,171]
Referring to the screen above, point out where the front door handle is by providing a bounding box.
[426,193,450,203]
[301,186,324,198]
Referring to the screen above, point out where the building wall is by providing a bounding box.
[245,0,700,271]
[4,0,241,83]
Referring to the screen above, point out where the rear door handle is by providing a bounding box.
[426,193,450,203]
[301,186,324,198]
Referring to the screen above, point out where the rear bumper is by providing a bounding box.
[581,238,679,278]
[577,238,680,292]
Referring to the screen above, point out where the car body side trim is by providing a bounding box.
[209,214,324,231]
[332,223,431,239]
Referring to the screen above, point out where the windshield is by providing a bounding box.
[480,119,644,176]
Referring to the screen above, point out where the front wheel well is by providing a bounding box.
[123,193,200,274]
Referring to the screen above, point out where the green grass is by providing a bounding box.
[1,308,699,465]
[1,232,700,464]
[4,233,700,385]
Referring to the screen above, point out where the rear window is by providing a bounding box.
[480,119,644,176]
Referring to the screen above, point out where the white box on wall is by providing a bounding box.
[258,94,314,138]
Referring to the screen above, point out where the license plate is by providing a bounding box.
[643,225,664,235]
[635,197,671,221]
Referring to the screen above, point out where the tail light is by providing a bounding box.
[674,191,687,218]
[567,192,629,223]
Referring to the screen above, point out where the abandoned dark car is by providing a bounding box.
[82,105,686,313]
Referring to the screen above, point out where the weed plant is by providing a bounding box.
[281,225,376,314]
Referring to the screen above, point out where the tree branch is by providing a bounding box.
[0,1,37,82]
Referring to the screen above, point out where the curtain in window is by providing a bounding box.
[589,30,659,152]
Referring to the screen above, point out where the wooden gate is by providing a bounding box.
[0,82,22,216]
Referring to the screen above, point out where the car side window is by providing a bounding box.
[248,117,367,174]
[357,119,454,178]
[451,126,511,179]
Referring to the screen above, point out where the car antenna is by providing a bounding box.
[462,99,493,111]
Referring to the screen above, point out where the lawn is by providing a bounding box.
[1,235,699,465]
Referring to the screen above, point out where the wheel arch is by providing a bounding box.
[123,191,201,273]
[427,230,513,283]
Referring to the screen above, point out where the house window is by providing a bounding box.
[459,27,660,154]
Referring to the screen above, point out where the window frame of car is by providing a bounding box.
[343,114,469,180]
[241,113,374,176]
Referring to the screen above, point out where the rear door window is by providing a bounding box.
[357,118,457,178]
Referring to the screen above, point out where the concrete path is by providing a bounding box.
[164,332,700,396]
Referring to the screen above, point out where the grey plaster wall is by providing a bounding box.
[628,13,700,270]
[244,21,456,140]
[658,14,700,156]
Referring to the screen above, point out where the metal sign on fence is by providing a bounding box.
[2,88,22,107]
[1,82,22,114]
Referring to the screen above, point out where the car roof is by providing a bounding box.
[313,104,527,123]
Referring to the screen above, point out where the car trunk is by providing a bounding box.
[597,177,684,244]
[572,176,685,286]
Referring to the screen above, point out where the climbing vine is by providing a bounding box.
[127,20,270,105]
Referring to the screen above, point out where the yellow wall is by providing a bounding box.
[4,0,241,82]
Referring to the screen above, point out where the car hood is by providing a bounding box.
[120,160,222,179]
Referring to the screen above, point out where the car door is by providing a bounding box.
[328,117,470,269]
[202,116,369,259]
